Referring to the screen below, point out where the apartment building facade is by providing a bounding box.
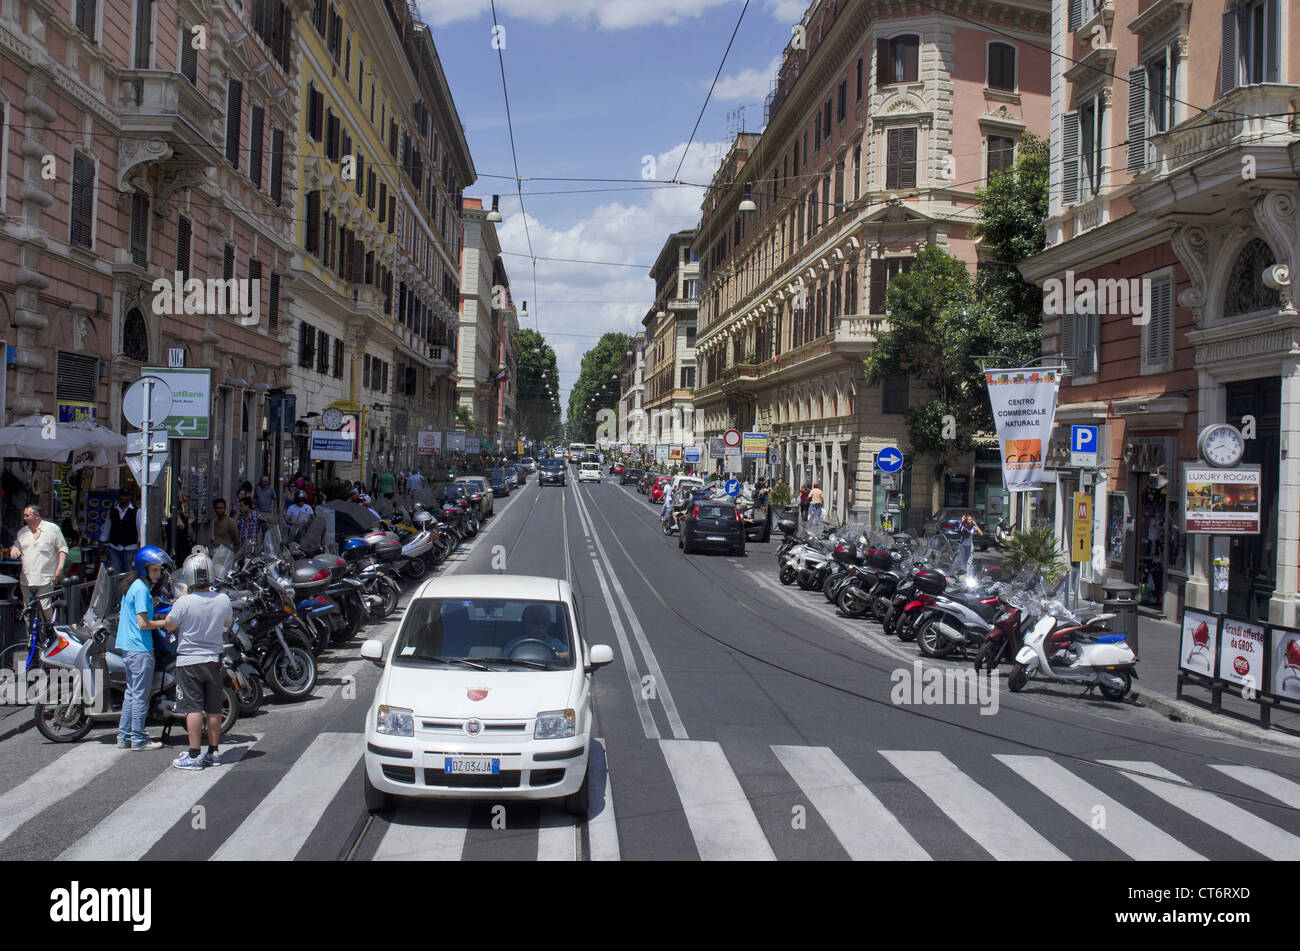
[1019,0,1300,623]
[291,0,470,481]
[693,0,1050,526]
[643,230,700,446]
[620,331,647,449]
[458,196,515,449]
[0,0,298,537]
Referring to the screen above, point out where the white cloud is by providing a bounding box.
[765,0,809,23]
[419,0,734,30]
[485,140,726,413]
[713,54,781,102]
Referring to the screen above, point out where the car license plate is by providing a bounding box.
[707,535,725,541]
[444,757,500,774]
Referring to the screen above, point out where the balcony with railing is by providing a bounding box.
[1147,85,1300,180]
[117,70,222,165]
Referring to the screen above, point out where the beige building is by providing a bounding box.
[458,196,516,450]
[643,231,700,447]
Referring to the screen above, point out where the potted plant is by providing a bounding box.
[1002,524,1069,583]
[768,481,795,517]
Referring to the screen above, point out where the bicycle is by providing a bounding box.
[0,592,67,686]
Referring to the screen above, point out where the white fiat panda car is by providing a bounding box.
[361,575,614,815]
[577,461,602,483]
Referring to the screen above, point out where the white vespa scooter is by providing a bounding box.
[1008,589,1138,700]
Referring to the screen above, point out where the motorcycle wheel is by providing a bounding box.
[234,672,264,716]
[917,620,956,658]
[662,519,673,537]
[797,571,820,591]
[403,555,428,580]
[1008,662,1030,693]
[33,700,95,743]
[870,597,893,622]
[218,684,239,736]
[1099,670,1132,701]
[778,565,796,586]
[897,615,919,642]
[837,586,871,619]
[974,640,1001,672]
[822,573,840,601]
[883,605,899,635]
[265,645,317,700]
[379,580,401,619]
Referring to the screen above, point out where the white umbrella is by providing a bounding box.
[0,415,126,467]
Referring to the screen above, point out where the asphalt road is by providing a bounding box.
[3,469,1300,861]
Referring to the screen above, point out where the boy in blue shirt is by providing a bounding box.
[116,547,172,751]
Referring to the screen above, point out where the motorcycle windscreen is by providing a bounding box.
[80,568,115,633]
[263,523,284,558]
[210,545,235,583]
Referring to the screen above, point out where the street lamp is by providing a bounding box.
[486,194,503,223]
[738,182,756,213]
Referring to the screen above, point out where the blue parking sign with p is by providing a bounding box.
[1071,426,1097,453]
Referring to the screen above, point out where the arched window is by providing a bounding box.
[123,307,148,362]
[1223,238,1280,317]
[988,42,1016,91]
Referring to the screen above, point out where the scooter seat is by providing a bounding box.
[1095,633,1127,644]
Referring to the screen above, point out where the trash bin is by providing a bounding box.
[1102,581,1141,658]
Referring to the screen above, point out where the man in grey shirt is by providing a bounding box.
[163,549,233,770]
[253,475,277,519]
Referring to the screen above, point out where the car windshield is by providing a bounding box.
[464,479,486,492]
[542,460,564,470]
[490,469,505,479]
[582,463,599,470]
[522,458,534,464]
[392,598,575,670]
[695,503,734,519]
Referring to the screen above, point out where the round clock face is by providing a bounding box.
[1200,424,1244,467]
[322,407,344,431]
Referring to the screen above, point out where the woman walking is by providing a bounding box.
[799,483,812,522]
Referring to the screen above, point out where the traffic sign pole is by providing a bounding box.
[140,377,153,551]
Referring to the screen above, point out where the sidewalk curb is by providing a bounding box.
[0,708,35,742]
[1135,688,1300,751]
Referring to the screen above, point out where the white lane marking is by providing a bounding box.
[773,745,929,861]
[995,755,1204,861]
[1099,759,1300,861]
[879,750,1067,861]
[573,482,688,739]
[586,737,620,861]
[58,738,261,861]
[0,742,124,847]
[589,557,659,739]
[373,806,469,861]
[1209,763,1300,808]
[316,658,368,698]
[536,813,576,861]
[211,732,359,861]
[660,739,775,861]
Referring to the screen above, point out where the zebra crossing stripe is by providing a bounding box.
[773,745,929,860]
[58,738,261,861]
[1209,763,1300,808]
[211,732,359,861]
[660,740,775,861]
[536,814,576,861]
[0,742,122,847]
[879,750,1067,861]
[1099,760,1300,861]
[373,806,470,861]
[995,755,1204,861]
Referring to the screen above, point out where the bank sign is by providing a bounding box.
[984,368,1061,492]
[1183,464,1262,534]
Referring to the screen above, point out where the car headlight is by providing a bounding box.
[375,705,414,737]
[534,708,576,739]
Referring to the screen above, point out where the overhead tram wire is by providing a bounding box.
[670,0,752,184]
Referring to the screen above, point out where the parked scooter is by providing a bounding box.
[1008,580,1136,699]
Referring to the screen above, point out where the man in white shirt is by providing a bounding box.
[284,492,314,540]
[10,505,68,620]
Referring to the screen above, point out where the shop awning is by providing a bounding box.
[0,415,126,468]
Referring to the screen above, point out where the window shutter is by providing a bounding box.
[225,80,242,168]
[1061,312,1076,367]
[268,272,280,331]
[877,37,890,87]
[1126,66,1147,173]
[318,330,329,373]
[181,27,197,84]
[899,128,917,188]
[355,152,364,197]
[305,190,319,254]
[76,0,96,38]
[902,36,918,82]
[1265,0,1279,82]
[70,151,95,248]
[1146,277,1172,366]
[886,129,901,189]
[1061,110,1080,205]
[249,105,264,187]
[869,261,886,313]
[1221,8,1237,95]
[1068,0,1082,32]
[56,352,97,401]
[1082,313,1099,375]
[130,191,149,267]
[223,243,235,311]
[270,129,284,204]
[177,215,191,280]
[133,0,152,68]
[308,86,322,141]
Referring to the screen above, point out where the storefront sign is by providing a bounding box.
[58,401,97,423]
[446,431,465,452]
[310,430,355,462]
[742,432,768,458]
[655,444,669,462]
[984,368,1062,492]
[1071,492,1092,563]
[417,430,441,454]
[1271,626,1300,702]
[141,367,212,439]
[1219,617,1266,691]
[669,445,682,461]
[1179,609,1219,677]
[1182,464,1261,534]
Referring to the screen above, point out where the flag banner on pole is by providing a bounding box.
[984,367,1062,492]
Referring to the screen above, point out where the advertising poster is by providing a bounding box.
[310,430,355,462]
[655,444,669,463]
[742,432,768,458]
[984,368,1062,492]
[1270,626,1300,701]
[1183,465,1261,534]
[669,445,682,461]
[446,431,465,452]
[1179,609,1219,677]
[417,430,441,454]
[1218,617,1266,691]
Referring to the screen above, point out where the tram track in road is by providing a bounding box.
[572,479,1300,809]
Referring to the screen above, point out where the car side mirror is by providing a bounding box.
[361,638,385,665]
[585,643,614,673]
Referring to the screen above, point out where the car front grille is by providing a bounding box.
[419,720,528,734]
[425,768,522,789]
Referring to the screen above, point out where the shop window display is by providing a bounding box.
[1138,480,1166,606]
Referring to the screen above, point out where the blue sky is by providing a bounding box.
[418,0,808,415]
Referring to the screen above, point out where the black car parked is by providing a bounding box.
[621,468,643,485]
[679,498,746,556]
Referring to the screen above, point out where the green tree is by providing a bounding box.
[516,329,561,441]
[568,332,629,443]
[863,133,1048,476]
[455,404,474,430]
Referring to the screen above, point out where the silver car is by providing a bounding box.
[454,476,494,517]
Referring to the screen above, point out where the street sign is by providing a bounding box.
[724,448,743,473]
[879,472,900,490]
[725,478,740,496]
[876,446,903,473]
[742,432,768,458]
[142,367,211,439]
[768,447,778,465]
[310,430,355,462]
[168,348,185,368]
[126,449,168,486]
[723,429,741,449]
[122,376,174,430]
[708,437,726,459]
[684,446,701,464]
[1071,492,1092,563]
[1070,425,1099,468]
[126,430,168,454]
[269,394,297,433]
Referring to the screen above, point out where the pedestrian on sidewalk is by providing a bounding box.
[10,504,67,621]
[235,497,264,551]
[165,550,233,770]
[209,499,238,551]
[378,470,395,501]
[807,483,824,523]
[799,483,811,522]
[100,489,142,576]
[253,475,277,520]
[169,495,193,563]
[116,547,172,751]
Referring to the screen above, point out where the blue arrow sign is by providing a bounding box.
[1071,425,1098,453]
[725,478,740,496]
[876,447,903,473]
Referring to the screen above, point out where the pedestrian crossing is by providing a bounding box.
[5,731,1300,861]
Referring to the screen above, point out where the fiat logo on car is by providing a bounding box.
[467,688,489,701]
[464,718,483,737]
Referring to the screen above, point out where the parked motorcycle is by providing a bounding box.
[1009,581,1135,700]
